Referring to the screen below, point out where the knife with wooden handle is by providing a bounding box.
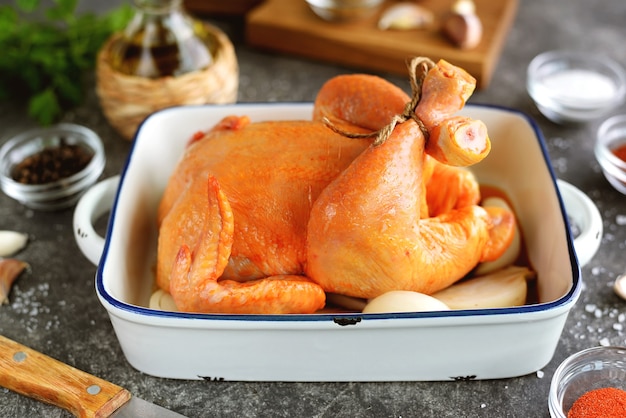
[0,335,187,417]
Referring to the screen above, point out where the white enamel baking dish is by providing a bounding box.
[74,103,582,382]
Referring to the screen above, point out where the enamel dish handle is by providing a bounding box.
[557,179,603,267]
[72,177,602,269]
[73,176,120,266]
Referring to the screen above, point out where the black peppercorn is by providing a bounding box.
[11,138,93,185]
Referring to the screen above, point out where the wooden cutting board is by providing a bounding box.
[185,0,263,16]
[245,0,518,88]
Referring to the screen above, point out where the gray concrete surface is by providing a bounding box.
[1,0,626,416]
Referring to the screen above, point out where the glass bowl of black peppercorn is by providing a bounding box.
[0,123,105,210]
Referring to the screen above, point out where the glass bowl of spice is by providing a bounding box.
[595,114,626,195]
[0,123,105,210]
[548,345,626,417]
[527,50,626,124]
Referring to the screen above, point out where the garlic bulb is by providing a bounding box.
[433,266,533,310]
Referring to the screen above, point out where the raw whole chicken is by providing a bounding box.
[156,58,515,314]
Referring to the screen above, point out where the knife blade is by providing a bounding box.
[0,335,187,418]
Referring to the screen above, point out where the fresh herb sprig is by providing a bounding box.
[0,0,133,125]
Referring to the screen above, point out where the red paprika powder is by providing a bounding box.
[567,387,626,418]
[612,143,626,163]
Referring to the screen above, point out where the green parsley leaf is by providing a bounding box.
[0,0,132,125]
[45,0,78,22]
[29,88,62,126]
[16,0,40,13]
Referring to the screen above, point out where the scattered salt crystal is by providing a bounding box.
[551,137,570,150]
[619,313,625,323]
[536,370,544,378]
[591,266,603,276]
[616,214,626,225]
[585,304,597,313]
[552,157,568,173]
[595,309,603,319]
[480,404,486,409]
[599,337,611,346]
[613,323,623,331]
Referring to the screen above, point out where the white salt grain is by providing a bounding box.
[544,69,616,102]
[536,370,544,378]
[599,337,610,346]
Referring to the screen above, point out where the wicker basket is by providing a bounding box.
[96,23,238,140]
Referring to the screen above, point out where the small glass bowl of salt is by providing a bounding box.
[527,50,626,124]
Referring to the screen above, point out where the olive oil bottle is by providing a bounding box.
[109,0,217,78]
[96,0,239,140]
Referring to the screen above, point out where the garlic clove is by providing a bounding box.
[442,11,483,50]
[149,288,179,311]
[363,290,450,313]
[614,274,626,301]
[452,0,476,15]
[0,230,29,257]
[378,3,434,31]
[0,259,29,305]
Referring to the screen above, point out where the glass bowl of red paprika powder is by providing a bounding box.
[0,123,105,210]
[548,345,626,417]
[595,114,626,195]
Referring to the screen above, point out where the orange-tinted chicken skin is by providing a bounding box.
[156,59,516,314]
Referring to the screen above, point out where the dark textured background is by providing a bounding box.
[1,0,626,417]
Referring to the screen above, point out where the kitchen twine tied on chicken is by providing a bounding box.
[322,56,435,146]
